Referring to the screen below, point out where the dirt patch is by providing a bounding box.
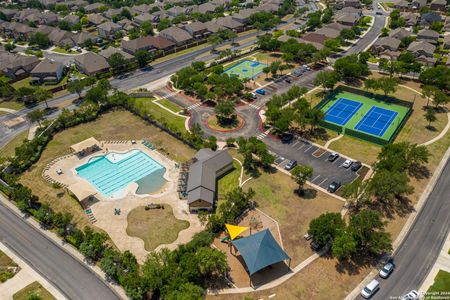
[312,148,327,158]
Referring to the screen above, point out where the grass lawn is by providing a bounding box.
[426,270,450,297]
[0,130,29,158]
[12,74,68,91]
[126,205,189,251]
[206,115,244,131]
[19,110,195,230]
[329,135,382,165]
[0,250,18,283]
[243,167,344,265]
[217,160,241,200]
[0,101,25,111]
[52,47,78,54]
[157,98,183,113]
[13,281,55,300]
[132,98,187,133]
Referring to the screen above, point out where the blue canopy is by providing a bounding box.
[232,229,290,275]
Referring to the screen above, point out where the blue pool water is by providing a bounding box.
[76,150,166,197]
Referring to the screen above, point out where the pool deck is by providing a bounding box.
[43,141,204,262]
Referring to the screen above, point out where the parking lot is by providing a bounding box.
[263,135,359,191]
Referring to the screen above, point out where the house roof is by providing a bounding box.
[336,13,359,24]
[301,32,328,45]
[75,52,109,74]
[315,27,340,39]
[87,13,107,25]
[444,35,450,46]
[0,52,39,70]
[431,0,446,5]
[389,28,410,39]
[184,21,207,33]
[232,229,291,275]
[99,47,134,60]
[31,59,63,74]
[374,37,401,50]
[197,2,217,13]
[215,16,243,29]
[98,21,122,32]
[121,35,175,51]
[417,29,439,39]
[421,12,442,24]
[159,27,192,43]
[85,2,103,11]
[407,40,436,55]
[394,0,410,7]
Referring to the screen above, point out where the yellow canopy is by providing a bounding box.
[225,224,249,240]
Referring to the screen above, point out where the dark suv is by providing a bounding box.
[328,181,341,193]
[351,161,362,171]
[328,152,339,162]
[284,159,297,171]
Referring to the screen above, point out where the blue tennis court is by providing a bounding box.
[354,106,398,137]
[324,98,363,126]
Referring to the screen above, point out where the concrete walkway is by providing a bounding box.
[421,113,450,146]
[324,134,343,148]
[0,242,67,300]
[420,230,450,293]
[0,108,17,114]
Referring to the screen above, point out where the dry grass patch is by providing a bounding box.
[0,250,19,283]
[244,168,344,265]
[329,135,382,165]
[126,205,189,251]
[13,281,55,300]
[19,110,196,230]
[0,130,29,158]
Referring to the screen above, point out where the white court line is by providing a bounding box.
[378,111,398,136]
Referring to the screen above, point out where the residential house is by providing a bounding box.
[133,13,154,25]
[420,12,442,26]
[324,22,350,31]
[417,29,440,44]
[0,52,40,80]
[5,22,36,40]
[63,15,80,27]
[215,16,244,31]
[298,33,327,49]
[196,2,217,14]
[167,6,187,17]
[411,0,426,10]
[400,12,419,26]
[445,17,450,32]
[118,19,135,32]
[343,0,361,8]
[85,2,104,14]
[315,27,341,39]
[183,22,209,39]
[430,0,447,11]
[48,29,75,47]
[25,11,58,25]
[30,59,65,83]
[99,46,134,61]
[232,8,256,24]
[203,20,223,33]
[1,9,19,21]
[159,27,192,45]
[130,4,152,14]
[443,35,450,49]
[407,40,436,57]
[103,8,122,20]
[74,52,110,75]
[256,3,280,12]
[336,13,360,26]
[372,37,401,53]
[87,13,107,26]
[121,35,175,54]
[393,0,410,11]
[72,32,97,46]
[389,28,411,40]
[210,0,231,8]
[97,21,122,40]
[339,7,363,17]
[186,149,233,212]
[12,9,40,22]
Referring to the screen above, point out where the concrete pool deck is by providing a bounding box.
[43,140,204,262]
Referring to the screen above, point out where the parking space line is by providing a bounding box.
[318,178,328,186]
[331,157,341,164]
[311,175,321,182]
[304,145,313,152]
[292,141,299,147]
[297,144,306,150]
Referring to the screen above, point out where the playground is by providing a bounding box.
[223,59,268,80]
[318,90,411,144]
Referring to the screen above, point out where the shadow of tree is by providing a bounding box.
[334,252,380,276]
[408,164,430,180]
[293,188,317,200]
[368,196,415,220]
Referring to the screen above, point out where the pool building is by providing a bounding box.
[186,149,233,212]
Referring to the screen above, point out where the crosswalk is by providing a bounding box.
[187,102,202,110]
[256,132,267,140]
[162,91,178,98]
[249,103,260,110]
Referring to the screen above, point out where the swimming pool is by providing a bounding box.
[75,150,166,197]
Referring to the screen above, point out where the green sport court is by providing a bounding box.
[223,59,267,80]
[319,91,411,144]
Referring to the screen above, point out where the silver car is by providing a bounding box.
[379,262,394,278]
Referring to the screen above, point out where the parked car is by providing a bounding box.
[250,92,257,100]
[351,161,362,171]
[310,240,321,251]
[285,77,292,83]
[379,261,395,279]
[303,233,312,240]
[255,89,266,95]
[281,133,294,144]
[361,279,380,299]
[376,11,383,15]
[284,159,297,171]
[342,159,353,168]
[327,181,341,193]
[328,152,339,162]
[401,290,420,300]
[293,69,304,76]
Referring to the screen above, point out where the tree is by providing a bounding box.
[214,100,236,123]
[369,169,413,203]
[339,28,356,41]
[26,109,45,126]
[308,212,345,247]
[207,33,223,51]
[349,210,392,255]
[140,21,153,36]
[4,43,15,52]
[195,247,228,276]
[291,164,313,194]
[377,77,399,96]
[157,18,171,31]
[419,65,450,91]
[376,142,430,175]
[79,227,108,261]
[67,79,85,99]
[108,52,129,74]
[29,32,50,49]
[332,231,358,259]
[35,87,52,108]
[134,50,153,68]
[313,70,340,91]
[165,283,203,300]
[341,179,372,211]
[334,54,369,81]
[85,85,108,104]
[424,108,437,129]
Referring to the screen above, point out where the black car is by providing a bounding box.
[285,78,292,83]
[328,152,339,162]
[281,133,294,144]
[328,181,341,193]
[351,161,362,171]
[284,159,297,171]
[310,240,321,251]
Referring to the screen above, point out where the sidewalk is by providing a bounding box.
[420,230,450,292]
[0,242,66,300]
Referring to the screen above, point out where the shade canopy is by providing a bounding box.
[70,137,100,153]
[232,229,290,275]
[225,224,249,240]
[68,181,97,202]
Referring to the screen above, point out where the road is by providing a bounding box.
[368,159,450,299]
[0,197,121,300]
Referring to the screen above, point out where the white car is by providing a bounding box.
[342,159,353,168]
[361,279,380,299]
[379,262,394,278]
[401,290,420,300]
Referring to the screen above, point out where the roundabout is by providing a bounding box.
[205,114,246,132]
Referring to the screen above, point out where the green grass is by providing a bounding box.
[0,130,29,158]
[132,98,187,133]
[217,160,241,200]
[0,101,25,111]
[319,91,410,142]
[0,250,18,283]
[11,73,69,91]
[52,47,78,54]
[13,281,55,300]
[223,59,268,80]
[426,270,450,298]
[157,98,183,113]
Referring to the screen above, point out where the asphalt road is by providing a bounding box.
[0,197,121,300]
[354,158,450,300]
